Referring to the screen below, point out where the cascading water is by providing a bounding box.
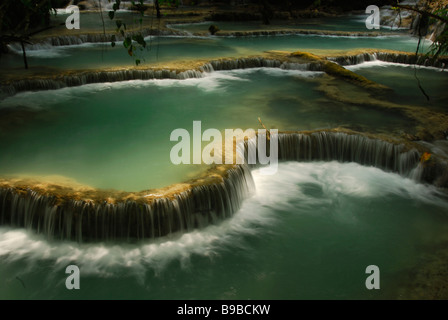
[327,51,447,69]
[1,57,312,96]
[277,132,420,175]
[73,0,155,11]
[1,130,442,243]
[3,51,446,97]
[0,164,255,242]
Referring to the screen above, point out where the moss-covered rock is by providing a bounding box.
[322,60,390,91]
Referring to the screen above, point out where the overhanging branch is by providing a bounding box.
[393,3,448,25]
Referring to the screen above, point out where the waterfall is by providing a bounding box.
[327,53,378,66]
[4,50,444,97]
[200,57,323,73]
[1,57,322,96]
[0,130,445,242]
[240,131,448,186]
[276,132,420,176]
[10,28,377,51]
[207,57,282,70]
[0,164,254,242]
[1,68,205,96]
[239,131,422,176]
[327,51,447,69]
[212,30,388,37]
[9,28,180,50]
[73,0,155,11]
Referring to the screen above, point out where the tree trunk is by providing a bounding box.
[20,40,28,69]
[155,0,161,19]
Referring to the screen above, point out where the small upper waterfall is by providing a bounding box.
[0,68,206,96]
[277,131,420,175]
[3,50,446,97]
[327,51,447,69]
[0,57,322,96]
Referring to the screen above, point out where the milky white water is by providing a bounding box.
[1,162,447,299]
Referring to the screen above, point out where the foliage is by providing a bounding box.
[2,0,448,69]
[107,0,176,66]
[0,0,61,68]
[107,0,147,65]
[0,0,57,35]
[427,7,448,57]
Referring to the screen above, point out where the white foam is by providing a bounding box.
[2,68,321,109]
[220,67,323,78]
[0,88,76,110]
[0,162,446,278]
[346,60,448,72]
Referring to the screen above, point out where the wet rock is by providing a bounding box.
[416,127,435,142]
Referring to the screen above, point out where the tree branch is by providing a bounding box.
[393,3,448,25]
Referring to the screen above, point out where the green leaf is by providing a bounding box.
[135,59,141,66]
[116,20,122,29]
[123,36,132,48]
[108,11,115,20]
[134,34,146,47]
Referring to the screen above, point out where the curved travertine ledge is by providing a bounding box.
[326,50,448,69]
[0,129,447,242]
[2,50,447,139]
[20,28,400,49]
[190,29,398,38]
[3,49,446,97]
[0,163,255,242]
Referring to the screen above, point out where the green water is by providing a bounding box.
[1,162,447,299]
[49,10,156,33]
[347,61,448,111]
[168,15,408,34]
[0,68,415,191]
[0,10,430,71]
[1,12,448,301]
[1,34,432,71]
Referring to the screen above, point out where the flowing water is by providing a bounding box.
[168,14,408,33]
[2,34,432,71]
[0,68,417,191]
[1,162,447,299]
[1,10,448,300]
[347,61,448,111]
